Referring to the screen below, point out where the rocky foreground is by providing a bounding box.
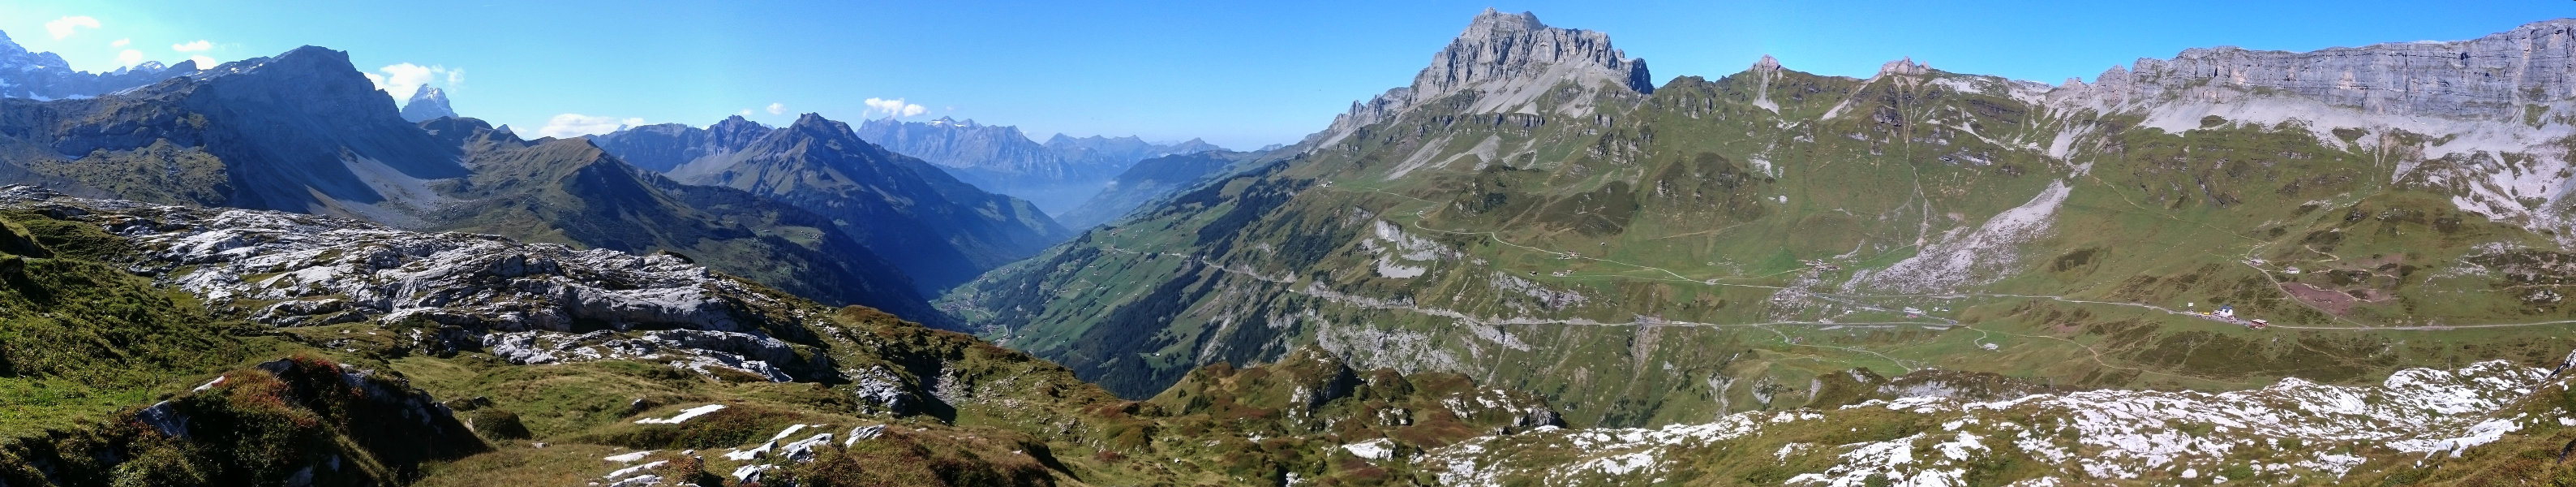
[1,184,844,385]
[1433,356,2576,485]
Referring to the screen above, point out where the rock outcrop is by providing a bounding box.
[37,356,489,485]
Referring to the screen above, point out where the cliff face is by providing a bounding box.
[2044,18,2576,231]
[1410,8,1654,107]
[2066,19,2576,120]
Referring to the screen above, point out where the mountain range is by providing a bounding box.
[854,116,1224,224]
[7,9,2576,486]
[0,41,952,325]
[594,114,1073,291]
[0,30,201,101]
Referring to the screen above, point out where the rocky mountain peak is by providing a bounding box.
[1410,9,1653,106]
[1753,54,1784,73]
[0,28,195,100]
[1461,7,1545,37]
[1876,57,1930,77]
[711,114,768,134]
[787,112,857,138]
[0,30,71,72]
[1306,10,1653,149]
[399,84,456,123]
[171,45,406,125]
[123,60,168,74]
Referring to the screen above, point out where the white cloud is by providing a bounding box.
[363,63,462,98]
[188,55,217,69]
[766,102,786,114]
[114,50,141,67]
[737,109,753,117]
[377,63,435,91]
[863,97,927,119]
[171,40,211,52]
[44,16,98,39]
[109,37,129,47]
[535,114,644,138]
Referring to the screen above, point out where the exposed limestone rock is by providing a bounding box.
[779,433,834,463]
[848,365,913,414]
[2072,19,2576,120]
[845,424,887,446]
[8,185,755,332]
[0,184,838,381]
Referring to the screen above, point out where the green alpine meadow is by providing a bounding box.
[6,3,2576,486]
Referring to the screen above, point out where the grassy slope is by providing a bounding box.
[0,206,1579,486]
[947,65,2576,429]
[0,210,279,438]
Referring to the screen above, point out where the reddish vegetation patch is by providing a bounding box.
[2282,282,2360,315]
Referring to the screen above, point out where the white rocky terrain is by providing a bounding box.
[0,184,837,381]
[1428,356,2576,485]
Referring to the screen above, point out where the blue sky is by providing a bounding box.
[3,1,2568,149]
